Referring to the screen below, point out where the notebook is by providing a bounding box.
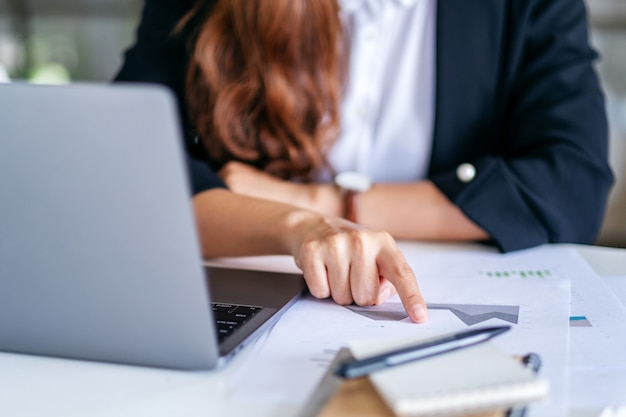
[348,337,549,417]
[0,82,307,370]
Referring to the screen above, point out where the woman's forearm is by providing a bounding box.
[309,181,489,242]
[192,188,300,258]
[360,181,489,242]
[217,161,487,243]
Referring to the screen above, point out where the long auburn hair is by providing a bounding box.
[184,0,343,180]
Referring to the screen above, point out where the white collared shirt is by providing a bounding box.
[321,0,436,182]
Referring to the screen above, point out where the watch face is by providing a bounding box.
[335,171,372,192]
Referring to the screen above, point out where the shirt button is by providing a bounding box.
[456,163,476,183]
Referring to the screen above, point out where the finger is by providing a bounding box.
[298,242,331,299]
[376,277,396,305]
[349,242,380,306]
[324,239,353,305]
[377,245,427,323]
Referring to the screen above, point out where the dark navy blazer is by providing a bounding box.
[115,0,614,252]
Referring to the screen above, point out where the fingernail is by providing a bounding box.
[412,304,428,323]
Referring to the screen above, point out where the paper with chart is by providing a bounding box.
[227,244,574,417]
[564,262,626,408]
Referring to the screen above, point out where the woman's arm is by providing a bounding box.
[193,188,428,323]
[359,182,489,241]
[219,162,488,242]
[428,0,613,252]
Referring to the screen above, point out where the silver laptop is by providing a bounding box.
[0,83,307,370]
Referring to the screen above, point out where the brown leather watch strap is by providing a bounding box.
[335,171,372,224]
[343,189,359,223]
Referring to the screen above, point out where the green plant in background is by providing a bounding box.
[1,0,76,84]
[24,31,76,84]
[28,62,70,84]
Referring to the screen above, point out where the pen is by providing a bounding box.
[335,325,511,379]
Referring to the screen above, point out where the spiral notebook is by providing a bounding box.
[347,338,549,417]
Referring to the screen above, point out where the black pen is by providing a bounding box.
[335,325,511,379]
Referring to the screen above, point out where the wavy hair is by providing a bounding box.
[185,0,342,180]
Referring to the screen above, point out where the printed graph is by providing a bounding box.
[345,302,520,326]
[480,269,552,279]
[428,303,519,325]
[569,316,593,327]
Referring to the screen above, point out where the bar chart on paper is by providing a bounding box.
[569,316,593,327]
[345,303,520,326]
[480,269,553,279]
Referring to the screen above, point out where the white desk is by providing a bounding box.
[1,242,625,417]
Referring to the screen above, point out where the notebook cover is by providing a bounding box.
[349,340,548,417]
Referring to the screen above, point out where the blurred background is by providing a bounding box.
[0,0,625,248]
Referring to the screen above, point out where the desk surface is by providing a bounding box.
[1,242,624,417]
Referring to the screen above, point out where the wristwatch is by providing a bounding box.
[334,171,373,223]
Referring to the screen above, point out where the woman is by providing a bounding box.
[115,0,612,320]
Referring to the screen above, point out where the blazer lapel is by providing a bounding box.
[431,0,507,173]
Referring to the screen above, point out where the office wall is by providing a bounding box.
[0,0,625,247]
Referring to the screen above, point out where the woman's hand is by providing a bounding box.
[283,210,428,323]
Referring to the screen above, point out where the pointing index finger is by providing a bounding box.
[377,248,428,323]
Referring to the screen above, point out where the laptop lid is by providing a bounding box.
[0,83,306,369]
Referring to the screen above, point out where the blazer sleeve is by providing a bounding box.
[113,0,225,195]
[431,0,614,252]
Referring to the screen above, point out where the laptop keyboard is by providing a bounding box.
[211,303,263,343]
